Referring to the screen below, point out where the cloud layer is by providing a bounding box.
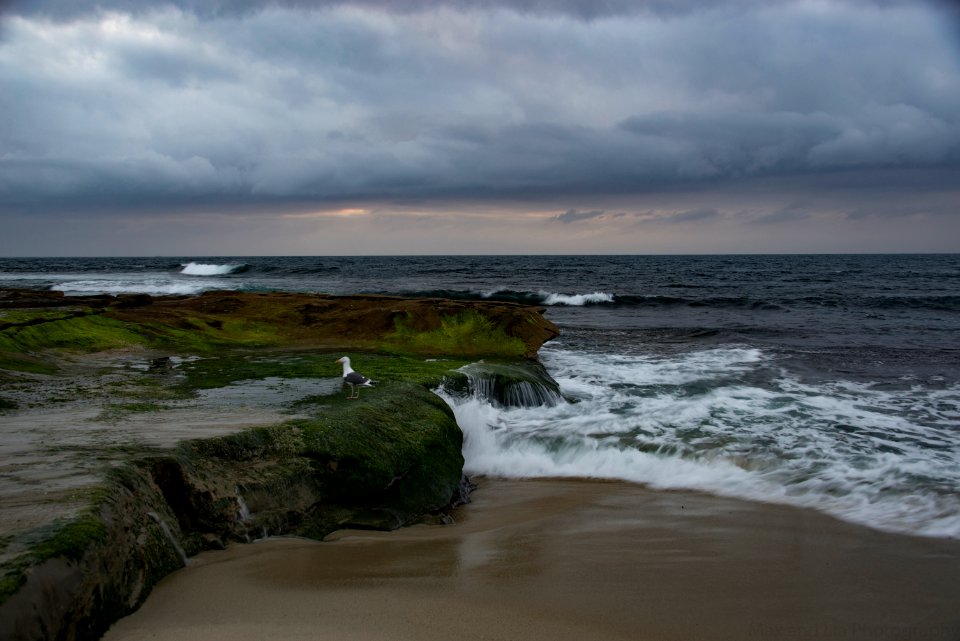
[1,0,958,253]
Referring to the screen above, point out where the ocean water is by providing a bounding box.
[1,255,958,538]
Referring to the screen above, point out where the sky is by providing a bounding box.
[1,0,959,255]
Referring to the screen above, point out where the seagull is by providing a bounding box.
[336,356,375,399]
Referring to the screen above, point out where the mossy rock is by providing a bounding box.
[456,360,563,407]
[296,382,464,514]
[180,381,466,537]
[384,310,527,358]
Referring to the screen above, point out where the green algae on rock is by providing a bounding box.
[0,289,558,373]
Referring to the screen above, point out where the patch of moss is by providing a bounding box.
[0,308,86,325]
[133,321,224,353]
[0,571,25,605]
[31,515,108,563]
[215,318,288,346]
[0,514,110,605]
[384,311,527,358]
[135,316,291,353]
[0,315,145,354]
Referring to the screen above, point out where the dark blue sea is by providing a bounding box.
[2,255,958,538]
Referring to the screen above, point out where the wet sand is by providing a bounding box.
[103,478,960,641]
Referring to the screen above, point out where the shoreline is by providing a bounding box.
[103,477,960,641]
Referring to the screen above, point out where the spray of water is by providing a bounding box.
[438,346,960,538]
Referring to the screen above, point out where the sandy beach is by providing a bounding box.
[102,478,960,641]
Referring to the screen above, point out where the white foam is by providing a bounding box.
[448,395,773,493]
[540,291,615,306]
[439,346,960,539]
[180,262,245,276]
[52,278,233,296]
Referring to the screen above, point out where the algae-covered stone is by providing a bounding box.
[456,360,564,408]
[295,382,464,530]
[172,381,465,538]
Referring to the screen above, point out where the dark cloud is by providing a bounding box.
[1,0,937,21]
[1,0,958,233]
[2,0,665,21]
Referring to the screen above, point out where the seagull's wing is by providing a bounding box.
[344,371,370,385]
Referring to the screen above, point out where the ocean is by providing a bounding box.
[1,254,958,539]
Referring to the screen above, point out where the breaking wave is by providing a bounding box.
[51,278,240,296]
[540,291,615,306]
[439,346,960,539]
[180,262,249,276]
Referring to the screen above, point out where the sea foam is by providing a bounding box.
[439,345,960,539]
[53,277,233,296]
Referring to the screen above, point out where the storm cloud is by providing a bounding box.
[1,0,958,254]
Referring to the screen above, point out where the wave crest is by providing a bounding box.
[180,262,248,276]
[540,291,615,306]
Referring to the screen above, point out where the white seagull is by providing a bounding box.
[335,356,376,399]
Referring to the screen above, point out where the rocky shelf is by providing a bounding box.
[0,289,559,641]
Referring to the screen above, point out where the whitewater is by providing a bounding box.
[441,344,960,538]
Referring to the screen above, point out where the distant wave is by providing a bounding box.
[389,289,789,309]
[374,288,960,312]
[540,291,615,306]
[52,279,238,296]
[391,288,617,306]
[180,262,249,276]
